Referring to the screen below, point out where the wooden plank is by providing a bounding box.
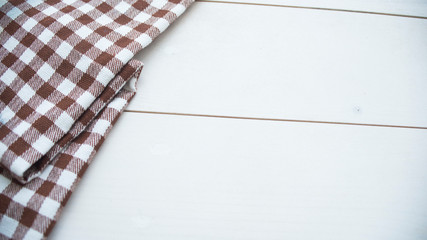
[50,112,427,239]
[200,0,427,18]
[129,2,427,128]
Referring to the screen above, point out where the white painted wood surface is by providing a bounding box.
[50,113,427,239]
[50,1,427,239]
[202,0,427,18]
[129,2,427,128]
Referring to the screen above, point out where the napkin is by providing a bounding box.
[0,0,193,238]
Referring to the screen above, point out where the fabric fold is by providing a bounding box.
[0,61,142,239]
[21,59,144,183]
[0,0,193,239]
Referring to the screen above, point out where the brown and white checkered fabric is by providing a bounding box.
[0,0,193,239]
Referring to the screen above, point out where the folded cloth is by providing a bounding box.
[0,0,193,239]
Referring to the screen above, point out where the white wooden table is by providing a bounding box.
[50,1,427,239]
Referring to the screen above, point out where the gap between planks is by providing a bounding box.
[196,0,427,20]
[124,110,427,130]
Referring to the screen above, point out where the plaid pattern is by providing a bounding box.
[0,0,193,239]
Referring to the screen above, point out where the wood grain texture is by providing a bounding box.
[50,113,427,240]
[48,2,427,239]
[199,0,427,18]
[129,2,427,127]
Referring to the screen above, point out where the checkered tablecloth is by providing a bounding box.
[0,0,193,239]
